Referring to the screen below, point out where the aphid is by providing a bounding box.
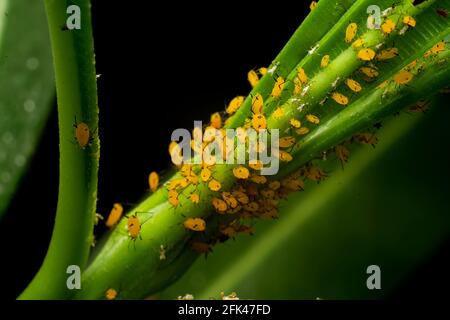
[251,93,264,114]
[352,38,365,48]
[271,77,286,98]
[437,8,448,18]
[186,173,199,186]
[305,114,320,124]
[376,48,399,60]
[296,127,310,135]
[247,69,259,88]
[159,245,166,260]
[297,67,308,84]
[282,177,305,191]
[268,181,281,190]
[308,43,320,55]
[359,66,379,78]
[279,136,296,148]
[200,167,212,182]
[249,160,263,170]
[251,175,267,184]
[335,145,349,169]
[409,100,430,113]
[127,214,141,240]
[232,190,249,204]
[258,67,268,76]
[345,79,362,92]
[394,70,413,85]
[381,19,396,34]
[261,189,275,199]
[221,192,239,208]
[293,81,302,95]
[168,189,179,207]
[244,202,259,212]
[301,85,311,97]
[226,96,245,115]
[424,41,446,58]
[331,92,349,105]
[310,1,317,11]
[345,22,358,43]
[105,203,123,228]
[233,166,250,179]
[167,178,189,190]
[210,112,222,129]
[73,120,91,149]
[289,118,301,128]
[303,165,327,181]
[279,150,293,162]
[149,171,159,192]
[183,217,206,232]
[357,48,376,61]
[190,241,211,255]
[190,193,200,204]
[331,76,341,89]
[180,164,192,177]
[376,80,389,89]
[252,114,267,130]
[353,133,378,146]
[105,288,117,300]
[321,55,330,68]
[403,16,416,27]
[208,179,222,192]
[212,197,228,213]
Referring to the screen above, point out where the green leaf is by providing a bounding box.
[160,98,450,299]
[0,0,54,218]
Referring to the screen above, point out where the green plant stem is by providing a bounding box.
[19,0,99,300]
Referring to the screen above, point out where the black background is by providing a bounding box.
[0,0,448,300]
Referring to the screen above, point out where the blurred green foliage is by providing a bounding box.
[0,0,54,217]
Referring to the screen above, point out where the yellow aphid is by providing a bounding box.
[252,114,267,130]
[403,16,416,27]
[271,77,285,98]
[200,167,212,182]
[258,67,268,76]
[345,23,358,43]
[321,55,330,68]
[331,92,349,105]
[74,122,90,149]
[359,66,379,78]
[105,203,123,228]
[210,112,222,129]
[304,165,327,181]
[105,288,117,300]
[305,114,320,124]
[279,136,296,148]
[249,160,263,170]
[190,193,200,204]
[297,67,308,84]
[208,179,222,192]
[251,175,267,184]
[127,214,141,240]
[345,79,362,92]
[180,164,192,177]
[335,145,349,168]
[247,69,259,87]
[184,217,206,232]
[376,48,399,60]
[212,197,228,213]
[226,96,245,115]
[168,178,188,190]
[310,1,317,10]
[233,166,250,179]
[268,180,281,190]
[406,60,417,70]
[244,202,259,212]
[357,48,376,61]
[354,133,378,146]
[381,19,396,34]
[251,93,264,114]
[352,38,365,48]
[289,118,301,128]
[296,127,310,135]
[261,189,275,199]
[282,177,304,191]
[149,171,159,192]
[222,192,238,208]
[377,80,389,89]
[394,70,414,85]
[186,173,199,186]
[232,190,249,204]
[424,41,446,57]
[168,189,179,207]
[294,82,302,95]
[279,150,293,162]
[273,107,285,119]
[203,126,217,142]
